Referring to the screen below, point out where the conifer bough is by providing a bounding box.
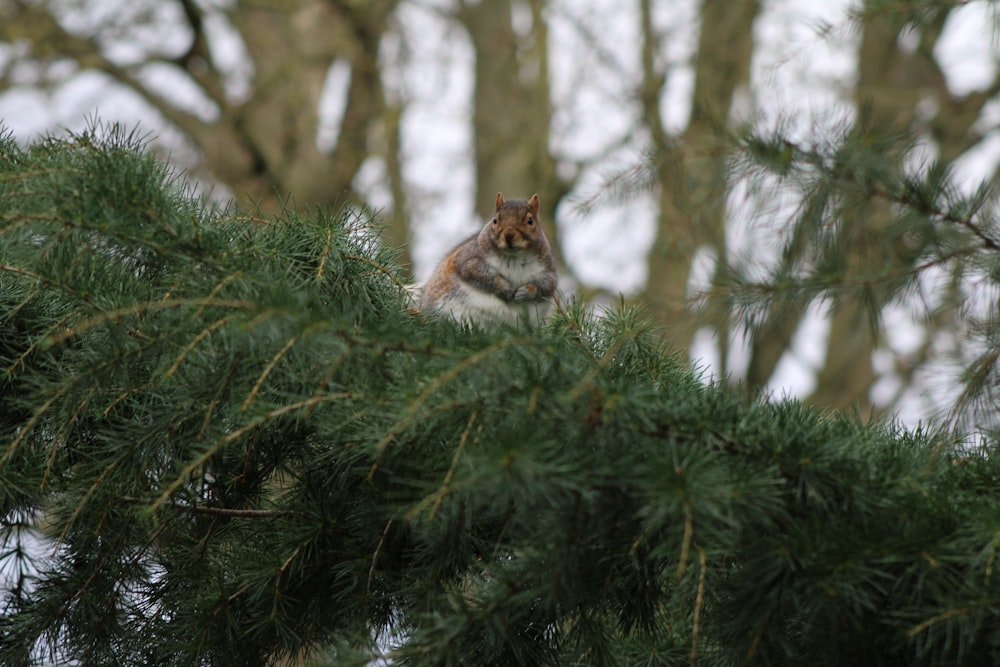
[1,126,999,666]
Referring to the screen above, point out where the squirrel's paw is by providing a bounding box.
[513,284,540,301]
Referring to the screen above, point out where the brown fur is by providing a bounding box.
[421,193,557,328]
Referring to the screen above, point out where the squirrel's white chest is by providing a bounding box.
[438,283,551,326]
[437,253,550,328]
[442,285,548,328]
[484,253,546,285]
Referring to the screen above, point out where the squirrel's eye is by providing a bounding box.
[491,217,498,226]
[526,216,534,226]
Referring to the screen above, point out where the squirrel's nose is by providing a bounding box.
[504,231,517,244]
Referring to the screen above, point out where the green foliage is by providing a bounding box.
[723,102,1000,428]
[2,126,1000,666]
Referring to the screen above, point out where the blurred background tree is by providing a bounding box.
[2,0,1000,426]
[0,0,400,212]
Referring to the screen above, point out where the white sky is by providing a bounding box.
[1,0,999,424]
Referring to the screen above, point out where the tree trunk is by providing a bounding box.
[642,0,760,352]
[457,0,567,264]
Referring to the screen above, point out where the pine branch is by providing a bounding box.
[871,182,1000,252]
[122,497,294,518]
[151,392,359,512]
[5,128,1000,667]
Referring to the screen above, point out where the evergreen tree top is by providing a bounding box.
[2,126,1000,666]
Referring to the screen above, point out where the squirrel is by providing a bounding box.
[420,192,557,328]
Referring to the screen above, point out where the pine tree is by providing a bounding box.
[722,104,1000,433]
[3,125,1000,666]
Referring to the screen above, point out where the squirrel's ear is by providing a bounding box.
[495,192,505,211]
[528,194,540,216]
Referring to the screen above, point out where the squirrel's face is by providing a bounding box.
[486,194,545,251]
[489,209,538,250]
